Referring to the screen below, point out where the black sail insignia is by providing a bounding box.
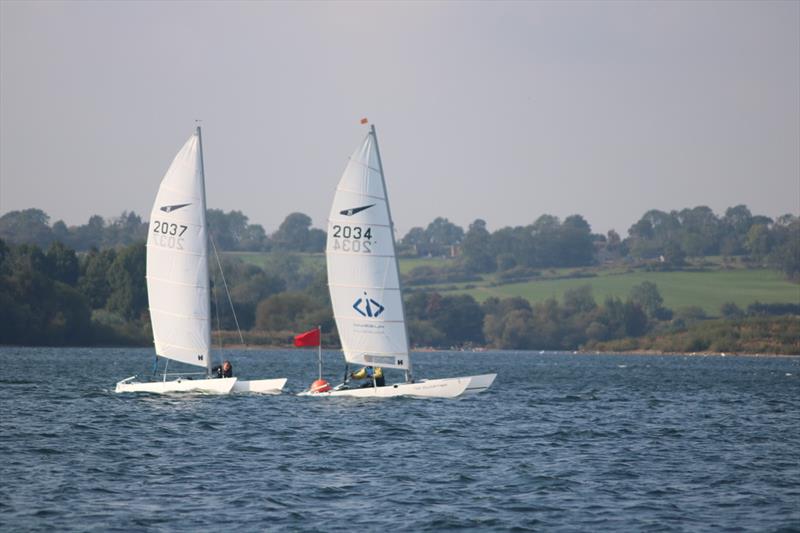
[160,203,191,213]
[339,204,375,216]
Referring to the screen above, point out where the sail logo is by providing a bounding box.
[340,204,375,216]
[197,354,204,361]
[160,203,191,213]
[353,293,385,318]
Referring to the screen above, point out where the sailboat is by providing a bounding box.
[115,127,286,394]
[300,123,496,398]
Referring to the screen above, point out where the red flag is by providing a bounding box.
[360,117,368,124]
[294,328,320,347]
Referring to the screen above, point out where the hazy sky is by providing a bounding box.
[1,1,798,237]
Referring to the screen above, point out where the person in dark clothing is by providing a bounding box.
[212,360,233,378]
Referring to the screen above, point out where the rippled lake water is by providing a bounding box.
[1,347,798,532]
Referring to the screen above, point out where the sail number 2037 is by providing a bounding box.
[151,220,188,250]
[152,221,188,236]
[331,225,372,253]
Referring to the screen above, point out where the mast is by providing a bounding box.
[370,124,414,383]
[196,125,212,377]
[317,325,322,380]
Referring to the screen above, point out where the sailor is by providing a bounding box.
[350,366,385,388]
[212,360,233,378]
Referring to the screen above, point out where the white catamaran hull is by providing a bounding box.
[232,378,288,394]
[299,373,496,399]
[115,376,238,394]
[115,376,287,395]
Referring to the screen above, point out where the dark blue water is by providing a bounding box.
[1,348,798,532]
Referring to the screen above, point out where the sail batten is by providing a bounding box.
[146,130,211,369]
[326,128,410,371]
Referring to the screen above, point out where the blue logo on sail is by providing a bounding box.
[353,293,385,318]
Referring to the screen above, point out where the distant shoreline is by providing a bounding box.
[1,344,796,358]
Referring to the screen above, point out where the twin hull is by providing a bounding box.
[298,373,497,399]
[114,376,287,395]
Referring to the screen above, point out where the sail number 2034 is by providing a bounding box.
[331,225,372,253]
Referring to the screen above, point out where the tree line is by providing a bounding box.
[401,206,799,281]
[0,209,326,253]
[0,202,797,349]
[3,204,797,280]
[2,236,797,352]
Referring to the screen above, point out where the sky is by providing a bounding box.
[1,0,798,237]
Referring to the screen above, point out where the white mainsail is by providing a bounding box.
[146,128,211,371]
[326,126,411,372]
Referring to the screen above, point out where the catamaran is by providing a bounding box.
[115,127,286,394]
[300,123,496,398]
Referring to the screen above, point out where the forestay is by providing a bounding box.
[326,128,411,370]
[146,129,211,370]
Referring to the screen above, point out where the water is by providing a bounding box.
[1,348,798,532]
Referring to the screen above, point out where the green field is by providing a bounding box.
[227,252,451,274]
[397,256,458,274]
[225,251,326,270]
[452,269,799,316]
[224,252,798,317]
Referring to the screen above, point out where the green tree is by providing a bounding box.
[106,243,147,320]
[482,297,534,349]
[745,224,771,261]
[254,292,315,331]
[558,215,595,266]
[529,214,561,266]
[627,209,681,258]
[662,241,686,267]
[46,241,79,286]
[425,217,464,254]
[215,260,286,330]
[430,294,485,345]
[401,227,429,255]
[606,229,622,252]
[720,302,744,319]
[259,252,322,291]
[44,282,92,344]
[52,220,70,244]
[73,215,106,250]
[79,248,117,308]
[271,212,321,252]
[677,206,721,256]
[0,209,53,248]
[208,209,249,250]
[562,285,597,315]
[768,215,800,280]
[498,309,536,349]
[461,219,494,273]
[404,291,433,321]
[587,296,626,340]
[623,301,648,336]
[106,211,148,246]
[720,204,753,256]
[530,298,564,349]
[407,319,446,347]
[629,281,665,319]
[0,241,91,345]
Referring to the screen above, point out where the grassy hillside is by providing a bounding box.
[398,256,454,274]
[226,251,326,270]
[226,251,446,274]
[456,269,800,316]
[224,252,798,317]
[452,269,799,317]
